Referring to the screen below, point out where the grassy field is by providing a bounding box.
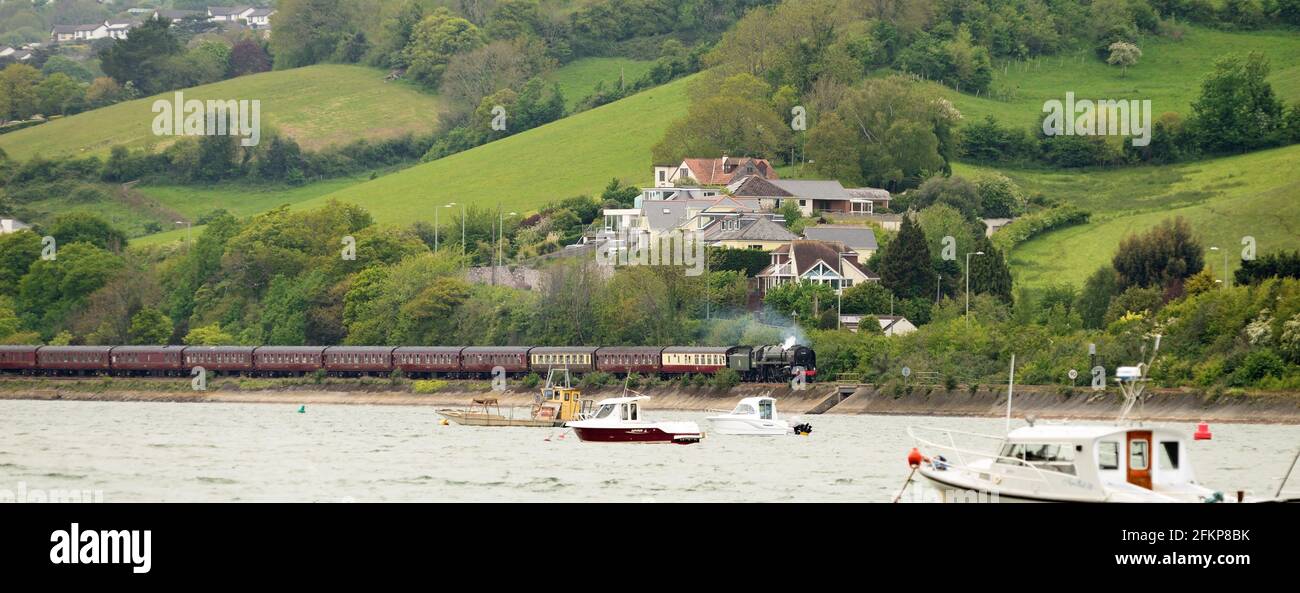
[546,57,656,110]
[932,26,1300,129]
[0,65,444,160]
[130,176,375,247]
[282,74,694,226]
[955,144,1300,289]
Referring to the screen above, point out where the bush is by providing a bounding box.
[312,368,326,384]
[580,371,613,388]
[521,372,540,389]
[990,206,1090,253]
[712,368,740,390]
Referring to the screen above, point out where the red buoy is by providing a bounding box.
[907,447,924,468]
[1194,422,1212,440]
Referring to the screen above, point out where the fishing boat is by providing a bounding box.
[566,393,703,444]
[706,396,808,435]
[902,336,1295,503]
[438,368,592,427]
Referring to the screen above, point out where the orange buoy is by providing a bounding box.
[1194,422,1212,440]
[907,447,924,468]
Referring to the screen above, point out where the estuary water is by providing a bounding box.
[1,400,1296,502]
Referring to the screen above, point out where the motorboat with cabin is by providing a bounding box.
[566,393,703,444]
[904,336,1294,503]
[438,368,593,427]
[706,396,810,435]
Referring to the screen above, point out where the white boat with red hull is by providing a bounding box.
[566,395,703,444]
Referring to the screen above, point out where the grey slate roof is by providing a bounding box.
[702,217,798,242]
[803,226,878,251]
[768,179,851,201]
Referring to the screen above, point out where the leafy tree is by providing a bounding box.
[98,17,182,95]
[1106,41,1141,76]
[1235,250,1300,285]
[1188,52,1285,153]
[1104,285,1163,326]
[1077,265,1120,329]
[975,173,1024,218]
[36,73,85,116]
[16,242,124,338]
[967,234,1013,304]
[764,281,837,322]
[1112,217,1204,290]
[0,230,41,297]
[269,0,357,68]
[651,73,789,164]
[229,39,272,77]
[0,63,42,120]
[41,56,93,83]
[807,76,959,192]
[878,214,935,299]
[183,323,238,345]
[840,281,893,315]
[49,212,128,253]
[403,8,485,88]
[128,308,173,345]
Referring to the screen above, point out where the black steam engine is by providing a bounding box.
[729,343,817,382]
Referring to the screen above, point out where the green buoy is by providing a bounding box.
[298,405,306,414]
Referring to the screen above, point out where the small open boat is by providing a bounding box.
[438,368,592,427]
[566,393,703,444]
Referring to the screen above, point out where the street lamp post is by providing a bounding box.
[437,203,456,252]
[1210,246,1229,288]
[175,220,191,247]
[496,210,516,285]
[965,251,985,326]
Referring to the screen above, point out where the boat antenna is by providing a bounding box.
[1005,353,1015,434]
[1117,334,1162,423]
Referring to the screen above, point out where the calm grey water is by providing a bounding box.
[1,400,1296,502]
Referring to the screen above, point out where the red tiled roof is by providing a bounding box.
[681,157,779,185]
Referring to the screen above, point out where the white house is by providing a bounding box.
[208,6,256,23]
[104,19,138,40]
[839,314,918,336]
[1,218,31,235]
[653,156,779,188]
[244,8,276,28]
[756,240,879,295]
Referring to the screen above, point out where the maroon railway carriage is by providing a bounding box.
[0,345,40,373]
[461,346,532,376]
[38,346,113,375]
[323,346,397,376]
[109,346,187,375]
[594,346,664,375]
[393,347,462,377]
[253,346,327,376]
[183,346,256,375]
[661,346,729,375]
[528,347,598,373]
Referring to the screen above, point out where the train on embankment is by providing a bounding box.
[0,343,816,382]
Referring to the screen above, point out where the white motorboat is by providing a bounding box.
[566,395,703,444]
[904,335,1293,503]
[907,423,1225,502]
[707,396,804,435]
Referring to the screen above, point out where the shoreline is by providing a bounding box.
[3,381,1299,424]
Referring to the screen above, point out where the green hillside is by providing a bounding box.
[0,65,445,160]
[292,73,693,225]
[546,57,656,109]
[936,27,1300,129]
[956,144,1300,288]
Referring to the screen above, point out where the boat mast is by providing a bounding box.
[1005,354,1015,434]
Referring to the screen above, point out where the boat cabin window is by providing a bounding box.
[1098,441,1120,470]
[758,399,773,420]
[629,403,638,421]
[732,403,756,415]
[1159,441,1180,470]
[1129,439,1149,471]
[996,443,1077,474]
[594,404,616,419]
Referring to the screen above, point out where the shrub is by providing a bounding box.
[521,372,540,389]
[990,206,1090,253]
[413,379,448,394]
[712,368,740,390]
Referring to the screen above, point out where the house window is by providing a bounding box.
[658,170,665,182]
[799,200,807,207]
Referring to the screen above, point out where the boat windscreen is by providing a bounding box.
[731,404,756,415]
